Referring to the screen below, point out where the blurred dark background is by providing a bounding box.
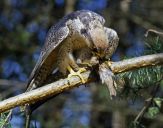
[0,0,163,128]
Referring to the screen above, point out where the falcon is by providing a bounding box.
[25,10,119,128]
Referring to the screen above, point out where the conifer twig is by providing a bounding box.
[0,109,13,128]
[145,29,163,37]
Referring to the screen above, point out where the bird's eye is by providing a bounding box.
[80,29,87,34]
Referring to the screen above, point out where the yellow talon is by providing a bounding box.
[107,60,113,67]
[79,62,92,67]
[67,66,86,83]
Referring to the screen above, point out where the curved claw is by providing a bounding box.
[67,66,86,84]
[107,60,113,67]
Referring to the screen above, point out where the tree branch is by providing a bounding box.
[109,53,163,73]
[0,53,162,113]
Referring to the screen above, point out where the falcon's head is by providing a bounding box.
[88,23,119,59]
[77,10,119,59]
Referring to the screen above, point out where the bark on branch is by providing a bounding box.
[0,53,163,113]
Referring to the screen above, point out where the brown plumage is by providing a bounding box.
[25,10,119,128]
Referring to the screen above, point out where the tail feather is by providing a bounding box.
[24,93,59,127]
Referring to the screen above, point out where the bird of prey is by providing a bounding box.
[24,10,119,128]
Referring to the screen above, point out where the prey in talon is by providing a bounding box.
[67,66,86,83]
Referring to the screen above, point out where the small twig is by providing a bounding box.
[145,29,163,37]
[134,79,162,123]
[109,53,163,73]
[134,98,152,123]
[1,109,13,128]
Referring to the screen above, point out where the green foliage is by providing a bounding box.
[0,112,12,128]
[145,36,163,54]
[120,34,163,127]
[120,36,163,96]
[154,97,163,108]
[122,66,162,90]
[146,97,163,119]
[146,107,159,118]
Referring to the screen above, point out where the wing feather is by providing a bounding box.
[28,22,69,85]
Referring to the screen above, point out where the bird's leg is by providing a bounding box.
[77,59,92,67]
[67,65,86,83]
